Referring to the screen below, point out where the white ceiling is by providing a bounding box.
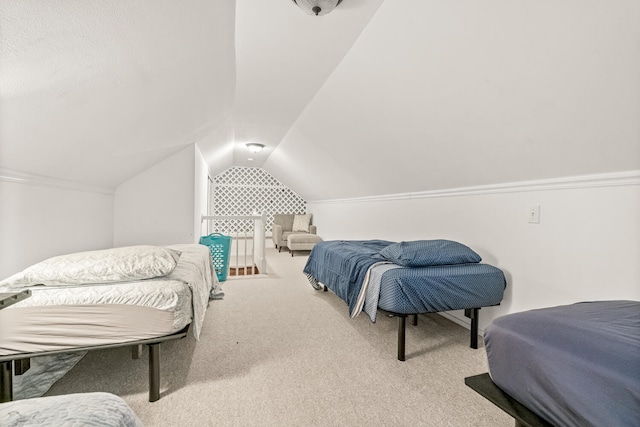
[1,0,236,189]
[231,0,383,168]
[264,0,640,200]
[2,0,639,200]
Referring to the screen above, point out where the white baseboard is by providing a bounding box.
[437,311,486,337]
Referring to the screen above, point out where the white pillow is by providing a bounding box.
[292,214,312,232]
[4,245,181,286]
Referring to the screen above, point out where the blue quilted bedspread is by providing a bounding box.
[303,240,506,318]
[377,263,506,313]
[303,240,393,313]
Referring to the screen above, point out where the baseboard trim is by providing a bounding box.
[437,311,486,337]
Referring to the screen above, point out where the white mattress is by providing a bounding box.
[0,244,214,357]
[0,279,192,356]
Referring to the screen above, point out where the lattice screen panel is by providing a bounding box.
[210,167,306,234]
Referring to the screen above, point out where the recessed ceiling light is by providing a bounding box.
[245,143,265,153]
[248,158,254,161]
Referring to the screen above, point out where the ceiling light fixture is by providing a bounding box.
[245,143,265,153]
[291,0,343,17]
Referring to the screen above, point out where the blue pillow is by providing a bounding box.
[379,240,481,267]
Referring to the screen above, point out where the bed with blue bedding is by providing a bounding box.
[470,300,640,427]
[303,239,506,360]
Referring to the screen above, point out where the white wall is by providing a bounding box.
[1,143,212,279]
[194,144,210,240]
[0,180,114,279]
[114,145,200,246]
[307,172,640,331]
[266,0,640,201]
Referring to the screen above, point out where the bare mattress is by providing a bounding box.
[484,300,640,427]
[0,244,214,356]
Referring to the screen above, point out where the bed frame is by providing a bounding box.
[323,285,480,361]
[465,373,552,427]
[0,324,190,403]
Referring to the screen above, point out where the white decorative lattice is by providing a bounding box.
[210,167,306,234]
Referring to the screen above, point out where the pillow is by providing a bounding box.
[379,240,481,267]
[292,214,312,232]
[6,245,181,286]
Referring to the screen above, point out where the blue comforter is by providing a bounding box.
[303,240,393,314]
[485,301,640,427]
[304,240,506,320]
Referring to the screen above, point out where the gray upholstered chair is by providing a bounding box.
[271,213,317,252]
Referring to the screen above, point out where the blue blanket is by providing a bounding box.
[485,301,640,427]
[303,240,393,314]
[304,240,506,320]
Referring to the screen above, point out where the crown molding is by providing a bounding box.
[0,168,115,195]
[309,170,640,204]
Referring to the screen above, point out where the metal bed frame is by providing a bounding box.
[0,324,189,403]
[387,307,480,362]
[323,285,481,361]
[465,373,552,427]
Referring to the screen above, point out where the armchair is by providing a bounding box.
[271,213,316,252]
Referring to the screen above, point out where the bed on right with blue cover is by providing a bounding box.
[466,300,640,427]
[304,239,507,361]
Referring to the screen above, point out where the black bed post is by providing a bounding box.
[465,308,480,349]
[148,343,160,402]
[397,315,406,361]
[0,361,12,403]
[132,344,142,359]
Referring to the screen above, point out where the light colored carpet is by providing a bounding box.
[46,248,513,426]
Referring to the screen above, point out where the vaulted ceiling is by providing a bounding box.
[2,0,639,200]
[1,0,236,190]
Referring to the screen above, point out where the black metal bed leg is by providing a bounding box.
[412,314,418,326]
[1,361,12,403]
[148,343,160,402]
[14,358,30,375]
[323,285,328,292]
[397,315,406,361]
[132,344,142,359]
[465,308,480,349]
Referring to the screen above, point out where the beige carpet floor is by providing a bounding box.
[46,248,513,426]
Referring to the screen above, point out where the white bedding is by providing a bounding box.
[1,245,181,287]
[0,244,215,356]
[0,392,144,427]
[162,243,215,339]
[4,279,193,328]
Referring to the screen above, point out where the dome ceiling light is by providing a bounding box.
[291,0,344,17]
[245,143,265,153]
